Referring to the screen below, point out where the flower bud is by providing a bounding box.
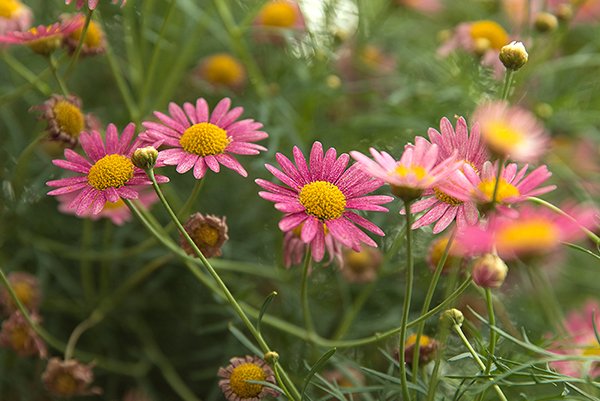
[499,41,528,71]
[132,146,158,170]
[555,4,573,21]
[534,12,559,32]
[440,308,464,327]
[263,351,279,364]
[472,254,508,289]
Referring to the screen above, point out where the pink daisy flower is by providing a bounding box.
[456,203,597,259]
[283,225,343,268]
[350,136,462,201]
[139,98,268,179]
[403,117,488,233]
[257,142,392,259]
[549,300,600,378]
[0,0,32,36]
[0,20,82,54]
[65,0,126,10]
[473,101,549,162]
[442,161,556,213]
[46,123,168,215]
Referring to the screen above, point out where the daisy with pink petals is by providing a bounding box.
[457,203,597,259]
[139,98,268,180]
[257,142,392,261]
[0,0,32,36]
[350,136,462,202]
[65,0,126,10]
[404,117,488,233]
[0,19,82,54]
[47,123,168,216]
[283,226,343,268]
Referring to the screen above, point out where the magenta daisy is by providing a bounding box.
[442,161,556,213]
[139,98,268,179]
[0,20,82,54]
[350,136,461,201]
[46,123,168,216]
[65,0,126,10]
[257,142,392,257]
[404,117,487,233]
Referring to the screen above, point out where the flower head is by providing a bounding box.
[499,41,528,70]
[0,311,47,358]
[31,94,89,147]
[0,271,41,315]
[140,98,268,179]
[351,136,461,201]
[218,355,278,401]
[197,53,246,90]
[257,142,392,258]
[403,334,439,366]
[65,0,126,10]
[47,123,168,216]
[42,357,102,398]
[255,0,305,30]
[0,0,32,35]
[61,13,106,55]
[180,213,228,258]
[473,101,549,162]
[0,19,82,54]
[339,246,382,283]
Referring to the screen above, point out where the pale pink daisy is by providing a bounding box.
[283,225,343,267]
[456,203,597,259]
[473,101,549,162]
[350,136,462,201]
[65,0,126,10]
[0,20,82,54]
[0,0,32,36]
[47,123,168,216]
[218,355,278,401]
[139,98,267,179]
[403,117,487,233]
[442,161,556,214]
[549,300,600,378]
[257,142,392,257]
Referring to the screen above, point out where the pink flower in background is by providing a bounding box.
[457,203,598,258]
[257,142,392,259]
[548,0,600,23]
[473,101,549,162]
[549,300,600,378]
[283,226,343,268]
[140,98,268,179]
[47,123,168,216]
[0,20,82,54]
[396,0,442,13]
[0,0,32,35]
[65,0,126,10]
[404,117,487,233]
[350,136,461,201]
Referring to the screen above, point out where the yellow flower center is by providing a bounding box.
[203,54,244,86]
[405,333,432,348]
[10,326,29,351]
[102,199,125,211]
[470,20,509,51]
[583,344,600,357]
[54,373,78,396]
[229,363,266,398]
[477,178,520,202]
[360,45,384,69]
[428,237,460,272]
[193,224,220,247]
[26,27,62,55]
[496,219,559,252]
[484,121,524,156]
[346,250,371,273]
[434,187,462,206]
[0,0,21,18]
[299,181,346,221]
[179,122,230,156]
[395,165,427,180]
[87,154,134,190]
[12,281,35,309]
[53,100,85,138]
[70,20,103,48]
[260,2,297,27]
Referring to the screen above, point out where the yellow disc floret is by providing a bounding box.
[496,219,558,253]
[469,20,509,51]
[0,0,21,18]
[179,122,230,156]
[87,154,134,190]
[12,281,35,309]
[405,333,433,348]
[395,165,427,180]
[260,2,297,27]
[26,27,62,55]
[229,363,266,398]
[70,20,103,49]
[477,178,519,202]
[54,373,77,397]
[484,121,524,156]
[202,54,245,87]
[53,101,85,138]
[434,187,462,206]
[299,181,346,221]
[193,224,220,247]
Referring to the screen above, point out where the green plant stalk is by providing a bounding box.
[452,324,509,401]
[500,69,514,101]
[491,158,505,206]
[425,317,452,401]
[66,8,94,76]
[398,200,414,401]
[474,288,498,401]
[412,229,457,386]
[301,249,316,336]
[80,219,95,304]
[524,262,566,335]
[331,280,377,340]
[1,51,51,95]
[48,53,70,96]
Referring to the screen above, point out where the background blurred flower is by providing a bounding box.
[61,13,106,55]
[65,0,126,10]
[0,272,41,315]
[0,0,32,35]
[339,246,382,283]
[42,358,101,398]
[197,53,246,90]
[0,311,46,358]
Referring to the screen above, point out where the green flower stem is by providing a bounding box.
[48,53,69,96]
[500,69,514,101]
[474,288,499,401]
[301,249,316,336]
[80,219,95,304]
[425,318,452,401]
[412,229,457,386]
[331,280,377,340]
[452,323,509,401]
[66,8,94,76]
[491,158,505,206]
[1,51,51,95]
[176,177,205,220]
[399,200,414,401]
[213,0,270,99]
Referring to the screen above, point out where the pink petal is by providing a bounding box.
[279,213,308,232]
[301,216,319,243]
[210,98,231,125]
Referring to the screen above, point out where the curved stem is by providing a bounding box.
[301,249,316,336]
[500,69,514,101]
[474,288,498,401]
[1,51,51,95]
[399,200,414,401]
[48,54,69,96]
[66,8,94,76]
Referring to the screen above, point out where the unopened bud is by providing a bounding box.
[326,74,341,89]
[440,308,464,327]
[499,41,528,71]
[132,146,158,170]
[472,254,508,288]
[555,4,573,21]
[534,12,559,32]
[264,351,279,364]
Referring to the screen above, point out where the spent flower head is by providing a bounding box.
[340,246,382,283]
[42,357,102,398]
[31,94,88,147]
[218,355,278,401]
[180,213,229,258]
[0,271,41,315]
[0,311,47,358]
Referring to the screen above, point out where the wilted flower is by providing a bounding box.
[340,246,382,283]
[0,271,41,314]
[0,0,32,35]
[197,53,246,90]
[42,357,102,398]
[31,94,89,147]
[0,311,47,358]
[322,367,365,400]
[180,213,228,258]
[403,334,439,365]
[218,355,278,401]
